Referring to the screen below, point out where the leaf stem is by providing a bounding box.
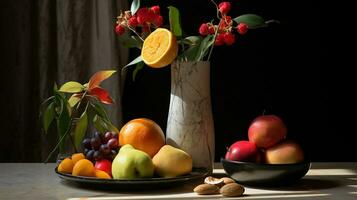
[127,26,144,42]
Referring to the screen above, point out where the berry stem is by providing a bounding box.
[207,26,219,61]
[209,0,221,20]
[127,26,144,42]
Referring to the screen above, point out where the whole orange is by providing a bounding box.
[119,118,165,157]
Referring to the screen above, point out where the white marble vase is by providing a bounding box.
[166,61,215,173]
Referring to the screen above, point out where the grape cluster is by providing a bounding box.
[82,132,119,162]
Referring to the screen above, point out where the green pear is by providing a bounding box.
[152,145,192,178]
[112,144,154,179]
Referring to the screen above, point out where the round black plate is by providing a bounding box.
[221,159,311,187]
[55,167,208,190]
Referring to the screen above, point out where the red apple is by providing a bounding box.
[95,159,112,176]
[248,115,287,148]
[265,140,304,164]
[225,141,261,162]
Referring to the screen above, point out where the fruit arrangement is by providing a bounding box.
[225,115,305,164]
[57,118,193,180]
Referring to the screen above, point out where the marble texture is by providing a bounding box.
[166,61,215,172]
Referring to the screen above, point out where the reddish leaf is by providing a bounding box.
[88,70,116,90]
[89,87,114,104]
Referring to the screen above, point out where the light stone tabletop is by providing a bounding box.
[0,163,357,200]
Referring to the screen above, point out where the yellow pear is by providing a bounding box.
[152,145,193,178]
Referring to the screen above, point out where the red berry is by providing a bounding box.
[237,23,248,34]
[151,5,160,15]
[128,16,138,27]
[115,25,125,35]
[199,23,209,35]
[218,2,231,15]
[208,25,215,35]
[154,15,163,27]
[136,8,150,25]
[223,32,235,45]
[214,34,225,46]
[219,16,232,31]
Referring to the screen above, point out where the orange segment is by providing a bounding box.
[141,28,178,68]
[95,169,111,179]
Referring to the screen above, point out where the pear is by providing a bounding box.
[112,144,154,179]
[152,145,193,178]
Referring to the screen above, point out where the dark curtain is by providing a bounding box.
[0,0,128,162]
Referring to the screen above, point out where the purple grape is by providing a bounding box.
[100,144,111,155]
[86,149,95,161]
[93,150,103,161]
[83,148,90,155]
[107,150,118,161]
[104,132,113,143]
[107,138,118,149]
[91,137,101,150]
[112,132,118,139]
[94,132,103,142]
[82,138,91,149]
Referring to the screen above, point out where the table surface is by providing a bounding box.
[0,162,357,200]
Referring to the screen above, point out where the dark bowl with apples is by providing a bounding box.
[221,158,311,187]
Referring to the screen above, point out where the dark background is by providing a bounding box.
[1,0,345,162]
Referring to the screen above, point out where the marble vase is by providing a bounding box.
[166,61,215,173]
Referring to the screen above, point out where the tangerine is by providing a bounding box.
[119,118,165,158]
[71,153,85,165]
[72,159,95,177]
[58,158,74,174]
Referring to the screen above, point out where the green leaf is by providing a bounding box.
[182,36,202,45]
[130,0,140,15]
[93,115,108,133]
[68,94,81,107]
[168,6,182,37]
[233,14,266,29]
[196,35,214,61]
[120,36,143,49]
[74,111,88,150]
[182,45,200,61]
[132,62,144,81]
[91,102,110,122]
[56,98,71,153]
[43,102,55,133]
[93,115,119,134]
[59,81,84,93]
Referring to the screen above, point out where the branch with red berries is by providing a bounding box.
[114,0,277,79]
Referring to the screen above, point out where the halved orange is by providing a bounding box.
[141,28,178,68]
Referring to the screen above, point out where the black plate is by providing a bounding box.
[221,159,311,187]
[55,167,208,190]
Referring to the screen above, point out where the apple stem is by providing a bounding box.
[262,109,266,116]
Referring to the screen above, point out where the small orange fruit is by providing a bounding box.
[71,153,85,165]
[58,158,74,174]
[141,28,178,68]
[95,169,111,179]
[119,118,165,158]
[72,159,95,177]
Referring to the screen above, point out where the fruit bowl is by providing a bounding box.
[221,159,311,187]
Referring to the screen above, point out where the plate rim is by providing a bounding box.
[55,167,209,184]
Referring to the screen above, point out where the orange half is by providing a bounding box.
[141,28,178,68]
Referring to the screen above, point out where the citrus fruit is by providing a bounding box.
[71,153,85,165]
[141,28,178,68]
[119,118,165,158]
[72,159,95,177]
[95,169,111,179]
[58,158,74,174]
